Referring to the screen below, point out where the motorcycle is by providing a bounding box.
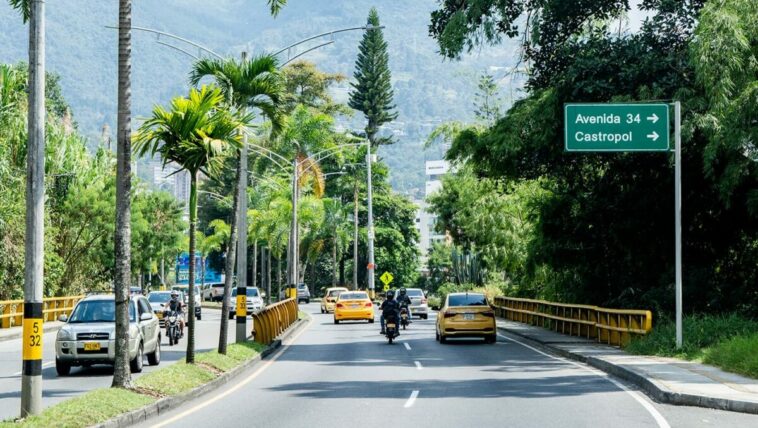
[165,310,181,346]
[400,307,409,330]
[385,312,400,344]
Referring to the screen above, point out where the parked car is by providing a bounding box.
[279,283,311,303]
[55,294,161,376]
[228,287,264,319]
[436,292,496,344]
[321,287,349,313]
[203,283,225,301]
[172,285,202,320]
[405,288,429,319]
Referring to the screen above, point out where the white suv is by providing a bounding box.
[55,294,161,376]
[405,288,429,319]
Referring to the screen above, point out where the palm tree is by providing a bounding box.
[189,54,285,353]
[134,85,245,363]
[196,226,225,295]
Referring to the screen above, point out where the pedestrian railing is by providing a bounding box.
[491,296,652,347]
[0,296,84,329]
[251,298,299,345]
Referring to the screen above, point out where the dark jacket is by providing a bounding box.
[381,299,400,320]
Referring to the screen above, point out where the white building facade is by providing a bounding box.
[415,159,451,273]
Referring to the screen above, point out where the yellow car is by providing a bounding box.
[333,291,374,324]
[436,292,496,344]
[321,287,349,314]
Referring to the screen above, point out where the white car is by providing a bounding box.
[203,283,225,301]
[228,287,264,319]
[172,285,202,320]
[405,288,429,319]
[55,294,161,376]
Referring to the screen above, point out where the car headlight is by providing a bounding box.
[57,328,73,341]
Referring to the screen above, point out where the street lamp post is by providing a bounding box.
[366,140,376,299]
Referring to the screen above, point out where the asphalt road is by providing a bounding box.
[136,303,758,428]
[0,308,238,420]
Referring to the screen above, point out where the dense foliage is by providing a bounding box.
[426,0,757,316]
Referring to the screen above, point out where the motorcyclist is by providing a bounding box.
[164,290,185,337]
[379,290,400,335]
[396,288,412,322]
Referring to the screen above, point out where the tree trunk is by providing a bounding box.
[186,171,198,364]
[276,255,282,302]
[112,0,133,389]
[160,255,165,288]
[200,256,206,296]
[339,256,345,287]
[332,237,337,287]
[353,185,359,291]
[252,241,257,289]
[218,156,241,355]
[267,248,272,302]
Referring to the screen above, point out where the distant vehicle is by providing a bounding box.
[228,287,264,319]
[405,288,429,320]
[55,294,161,376]
[321,287,349,314]
[203,283,225,301]
[171,285,202,320]
[333,291,374,324]
[436,292,496,344]
[280,283,311,304]
[147,291,174,327]
[130,286,144,295]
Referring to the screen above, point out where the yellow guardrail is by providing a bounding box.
[251,298,299,345]
[492,296,652,347]
[0,296,84,329]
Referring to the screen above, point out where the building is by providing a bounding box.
[150,161,191,219]
[414,159,451,273]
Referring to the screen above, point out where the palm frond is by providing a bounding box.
[8,0,30,22]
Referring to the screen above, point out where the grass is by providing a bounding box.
[134,362,216,396]
[1,388,153,428]
[196,341,266,372]
[627,314,758,378]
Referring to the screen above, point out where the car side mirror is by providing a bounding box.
[58,314,68,323]
[140,312,153,322]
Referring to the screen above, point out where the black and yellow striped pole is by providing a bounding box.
[21,0,46,417]
[236,98,248,343]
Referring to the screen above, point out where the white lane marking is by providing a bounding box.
[404,390,419,408]
[414,360,423,370]
[13,361,54,376]
[404,342,411,351]
[152,319,313,428]
[497,333,670,428]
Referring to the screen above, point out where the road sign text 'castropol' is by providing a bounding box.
[565,103,670,152]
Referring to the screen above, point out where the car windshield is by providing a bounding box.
[69,300,135,323]
[231,288,260,297]
[298,284,306,290]
[448,294,488,307]
[406,289,424,297]
[148,293,171,303]
[327,289,345,298]
[339,292,368,300]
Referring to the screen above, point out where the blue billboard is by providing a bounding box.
[176,252,222,285]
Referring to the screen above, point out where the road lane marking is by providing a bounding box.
[404,390,419,408]
[152,318,313,428]
[414,360,423,370]
[497,333,670,428]
[404,343,411,351]
[13,361,53,376]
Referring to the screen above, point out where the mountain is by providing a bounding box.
[0,0,520,195]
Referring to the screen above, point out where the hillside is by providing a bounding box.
[0,0,519,194]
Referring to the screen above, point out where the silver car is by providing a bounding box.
[228,287,264,319]
[405,288,429,319]
[55,294,161,376]
[279,283,311,303]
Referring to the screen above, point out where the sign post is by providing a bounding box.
[380,271,394,292]
[564,102,683,348]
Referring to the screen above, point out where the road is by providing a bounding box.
[138,303,758,428]
[0,308,237,420]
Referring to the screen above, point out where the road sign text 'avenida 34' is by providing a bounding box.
[564,104,670,152]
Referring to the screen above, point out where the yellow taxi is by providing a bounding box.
[436,292,496,344]
[321,287,349,314]
[333,291,374,324]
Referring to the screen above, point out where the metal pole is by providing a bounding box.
[21,0,45,417]
[236,104,249,342]
[366,140,376,299]
[289,158,299,300]
[674,101,683,349]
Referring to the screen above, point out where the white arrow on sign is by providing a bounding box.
[647,131,659,141]
[647,113,659,124]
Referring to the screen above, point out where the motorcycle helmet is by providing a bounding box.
[386,290,395,299]
[170,290,179,298]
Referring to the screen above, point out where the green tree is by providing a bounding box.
[134,85,244,363]
[282,60,348,116]
[349,7,397,147]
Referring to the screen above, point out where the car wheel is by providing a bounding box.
[485,334,497,344]
[305,299,310,304]
[147,337,161,365]
[334,319,339,324]
[196,312,201,321]
[369,318,375,324]
[422,314,428,320]
[56,359,71,376]
[440,334,447,344]
[229,312,234,320]
[321,308,325,314]
[435,329,440,341]
[130,343,144,373]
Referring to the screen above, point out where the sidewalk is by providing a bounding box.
[496,318,758,414]
[0,321,64,342]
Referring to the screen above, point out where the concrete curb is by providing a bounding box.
[0,323,62,343]
[497,325,758,415]
[94,317,310,428]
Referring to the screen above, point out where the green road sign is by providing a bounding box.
[565,103,670,152]
[380,271,394,286]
